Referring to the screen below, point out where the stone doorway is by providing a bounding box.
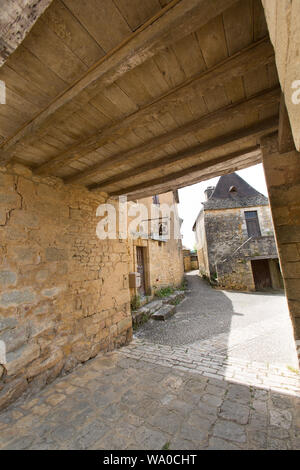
[136,247,146,297]
[251,259,272,290]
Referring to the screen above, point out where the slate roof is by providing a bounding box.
[203,173,269,210]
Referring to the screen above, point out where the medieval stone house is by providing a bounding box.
[193,173,283,291]
[128,191,184,301]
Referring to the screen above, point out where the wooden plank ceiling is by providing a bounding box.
[0,0,280,200]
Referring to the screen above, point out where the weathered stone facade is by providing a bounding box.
[128,192,184,299]
[0,164,132,410]
[194,174,282,291]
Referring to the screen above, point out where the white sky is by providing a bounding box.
[178,163,268,249]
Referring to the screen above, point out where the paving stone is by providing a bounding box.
[201,393,223,407]
[73,420,110,450]
[178,422,208,444]
[213,420,247,443]
[247,429,268,449]
[170,438,198,450]
[267,438,290,450]
[271,393,294,409]
[219,400,250,425]
[134,426,168,450]
[207,437,242,450]
[0,347,298,450]
[3,435,35,450]
[269,409,293,430]
[226,384,252,405]
[147,409,184,434]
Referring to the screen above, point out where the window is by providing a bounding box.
[152,195,160,205]
[245,211,261,237]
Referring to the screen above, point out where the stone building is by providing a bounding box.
[183,248,199,272]
[193,173,283,291]
[128,191,184,301]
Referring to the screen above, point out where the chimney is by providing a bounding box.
[204,186,215,200]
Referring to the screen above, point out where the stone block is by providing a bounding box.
[117,316,132,334]
[0,324,30,353]
[0,288,37,308]
[45,247,68,262]
[0,317,17,332]
[26,349,64,379]
[152,304,176,321]
[0,378,27,411]
[147,300,163,315]
[6,343,40,376]
[0,270,17,287]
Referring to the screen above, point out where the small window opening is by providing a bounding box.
[229,186,237,193]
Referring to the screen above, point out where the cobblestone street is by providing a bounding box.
[0,349,299,450]
[0,272,299,450]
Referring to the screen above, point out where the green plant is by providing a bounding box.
[131,294,141,311]
[178,279,188,291]
[154,286,175,298]
[133,313,149,331]
[162,441,171,450]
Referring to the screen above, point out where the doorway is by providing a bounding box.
[136,246,146,296]
[251,259,272,290]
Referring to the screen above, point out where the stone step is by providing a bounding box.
[162,290,185,305]
[132,300,163,327]
[152,304,176,321]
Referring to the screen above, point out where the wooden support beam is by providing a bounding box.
[0,0,239,165]
[278,93,295,154]
[106,116,278,196]
[73,86,280,187]
[41,38,275,179]
[125,151,262,201]
[125,153,262,201]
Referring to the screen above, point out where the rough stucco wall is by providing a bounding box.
[0,0,53,66]
[204,205,278,290]
[0,164,132,410]
[262,0,300,151]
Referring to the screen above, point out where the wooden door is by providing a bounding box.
[251,259,272,290]
[136,247,146,296]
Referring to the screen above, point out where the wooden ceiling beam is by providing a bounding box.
[0,0,240,165]
[41,38,275,180]
[78,86,280,188]
[125,152,262,201]
[106,116,278,196]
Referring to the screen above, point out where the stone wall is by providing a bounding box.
[205,205,275,277]
[261,133,300,365]
[128,192,184,298]
[0,164,132,410]
[217,236,279,291]
[262,0,300,151]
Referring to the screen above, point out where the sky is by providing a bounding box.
[177,163,268,249]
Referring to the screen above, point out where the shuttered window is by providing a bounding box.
[245,210,261,237]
